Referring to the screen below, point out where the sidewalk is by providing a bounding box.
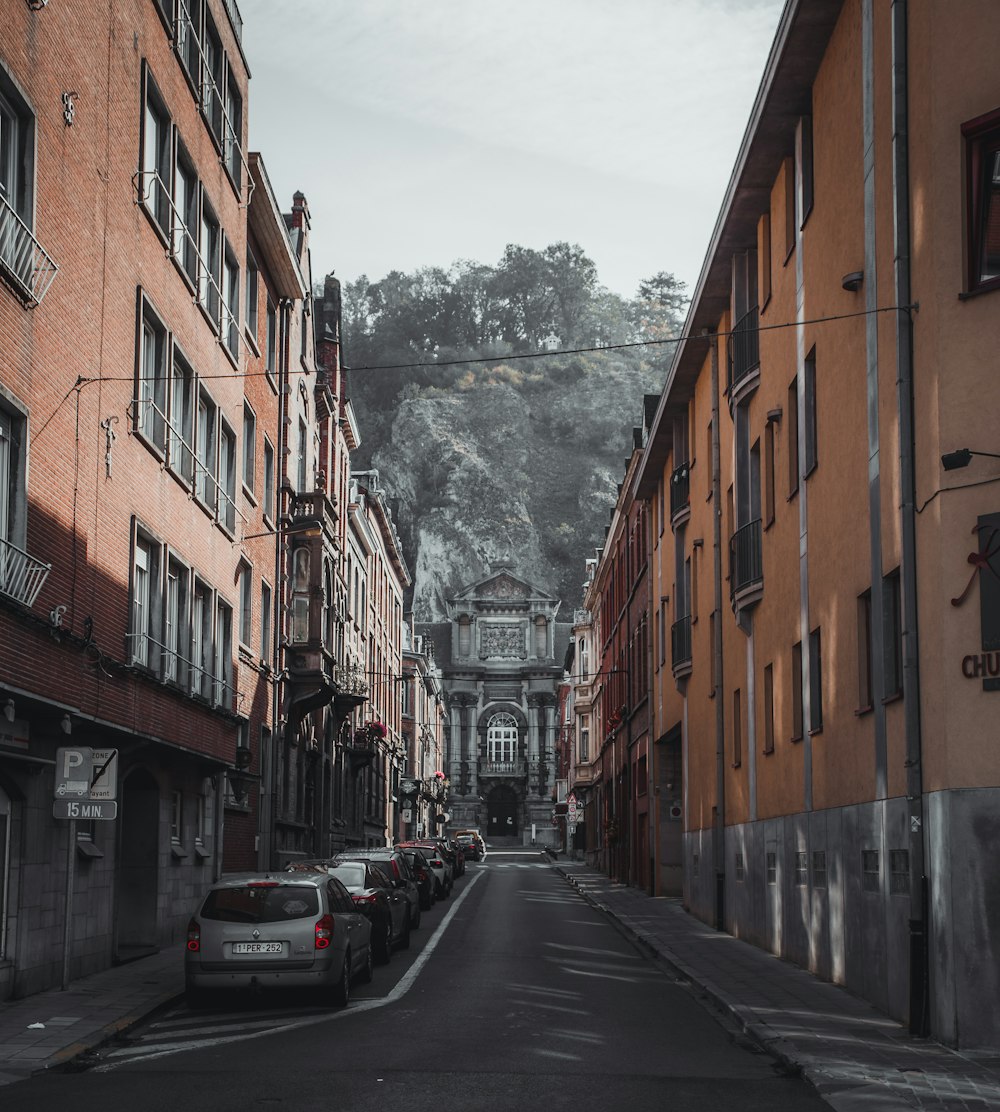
[555,861,1000,1112]
[0,945,184,1087]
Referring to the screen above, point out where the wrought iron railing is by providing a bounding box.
[671,614,692,669]
[727,306,760,394]
[670,462,690,520]
[0,535,51,608]
[479,759,526,778]
[729,518,763,597]
[0,194,58,306]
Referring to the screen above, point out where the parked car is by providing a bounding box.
[397,847,436,910]
[325,860,410,962]
[334,849,422,931]
[454,831,486,861]
[397,841,452,898]
[445,839,466,876]
[184,872,373,1008]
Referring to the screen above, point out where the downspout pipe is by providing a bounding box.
[891,0,929,1037]
[709,330,726,931]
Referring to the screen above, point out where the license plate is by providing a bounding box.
[232,941,283,954]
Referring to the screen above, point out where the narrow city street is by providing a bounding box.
[0,855,828,1112]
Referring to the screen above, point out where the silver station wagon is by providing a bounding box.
[185,872,373,1007]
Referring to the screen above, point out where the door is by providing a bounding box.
[486,785,519,837]
[116,767,160,960]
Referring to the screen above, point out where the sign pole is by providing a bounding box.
[62,818,75,990]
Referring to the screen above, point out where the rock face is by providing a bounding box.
[351,351,662,621]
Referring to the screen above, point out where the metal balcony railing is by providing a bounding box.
[727,306,760,394]
[671,615,692,670]
[479,759,526,778]
[730,518,763,597]
[670,462,690,520]
[0,535,51,608]
[0,194,58,306]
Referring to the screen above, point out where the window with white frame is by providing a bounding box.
[171,789,183,843]
[223,71,243,188]
[0,403,26,568]
[245,250,259,343]
[191,578,212,699]
[168,347,195,484]
[137,303,168,453]
[580,715,589,761]
[176,0,204,85]
[130,531,161,669]
[201,12,225,142]
[0,75,38,295]
[223,245,239,357]
[260,578,272,663]
[198,201,221,327]
[172,144,199,285]
[296,418,308,491]
[487,712,518,764]
[242,402,255,494]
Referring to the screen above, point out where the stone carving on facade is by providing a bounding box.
[479,622,526,659]
[475,573,527,600]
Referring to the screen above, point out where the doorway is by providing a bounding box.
[486,784,519,839]
[115,767,160,961]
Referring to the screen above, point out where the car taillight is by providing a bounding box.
[187,917,201,952]
[315,913,334,949]
[352,892,378,906]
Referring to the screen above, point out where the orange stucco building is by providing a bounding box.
[631,0,1000,1048]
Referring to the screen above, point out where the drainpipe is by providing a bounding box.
[709,330,726,931]
[891,0,928,1037]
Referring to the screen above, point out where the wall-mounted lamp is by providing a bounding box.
[60,714,72,735]
[3,699,15,723]
[766,408,783,424]
[841,270,864,293]
[941,448,1000,471]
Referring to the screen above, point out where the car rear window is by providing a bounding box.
[200,885,320,923]
[329,863,366,888]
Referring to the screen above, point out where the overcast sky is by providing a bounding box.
[239,0,785,301]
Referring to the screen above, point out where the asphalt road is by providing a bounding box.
[2,853,831,1111]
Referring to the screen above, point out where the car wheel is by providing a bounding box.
[375,917,393,965]
[358,942,374,985]
[332,950,351,1007]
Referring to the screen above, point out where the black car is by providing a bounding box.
[334,849,422,931]
[397,848,436,911]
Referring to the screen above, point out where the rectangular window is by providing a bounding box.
[137,306,168,453]
[265,298,277,377]
[766,851,776,885]
[172,147,199,285]
[223,71,243,189]
[191,579,213,699]
[132,536,153,667]
[812,850,827,889]
[238,562,252,647]
[263,437,275,522]
[0,79,37,297]
[794,850,808,886]
[242,403,256,494]
[787,377,799,496]
[195,389,217,508]
[764,419,775,527]
[791,640,803,740]
[862,849,880,893]
[763,662,774,754]
[804,347,817,476]
[195,793,207,846]
[176,0,204,84]
[260,579,272,662]
[171,790,183,843]
[198,202,221,327]
[164,556,189,686]
[758,212,772,310]
[964,110,1000,293]
[783,155,796,260]
[883,570,903,698]
[201,14,224,142]
[223,246,240,356]
[168,348,195,485]
[890,848,910,896]
[245,250,259,342]
[218,419,237,532]
[297,419,308,491]
[857,590,873,711]
[809,626,823,733]
[705,419,713,501]
[214,598,233,708]
[580,721,589,762]
[141,71,171,234]
[732,688,742,767]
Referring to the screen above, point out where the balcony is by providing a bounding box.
[671,615,692,678]
[729,518,763,607]
[669,462,690,525]
[479,759,526,779]
[287,489,338,537]
[0,194,58,307]
[727,306,760,407]
[0,535,51,609]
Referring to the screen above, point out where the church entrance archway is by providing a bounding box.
[115,767,160,961]
[486,784,519,838]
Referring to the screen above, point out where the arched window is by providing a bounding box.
[487,712,518,764]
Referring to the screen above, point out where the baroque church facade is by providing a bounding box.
[419,566,572,847]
